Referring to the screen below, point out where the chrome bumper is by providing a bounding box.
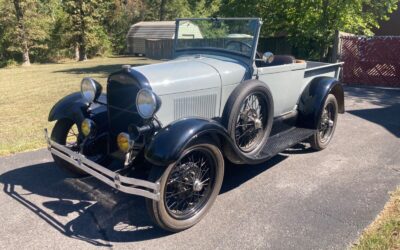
[44,129,160,201]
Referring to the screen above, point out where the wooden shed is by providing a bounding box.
[126,21,202,56]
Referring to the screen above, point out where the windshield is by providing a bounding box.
[175,18,260,58]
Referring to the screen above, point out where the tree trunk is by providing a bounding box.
[79,43,87,61]
[22,41,30,66]
[320,0,330,61]
[78,0,87,61]
[159,0,168,21]
[13,0,31,66]
[75,43,80,61]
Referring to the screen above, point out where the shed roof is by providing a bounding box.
[127,21,176,39]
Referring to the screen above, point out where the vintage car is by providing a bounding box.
[45,18,344,232]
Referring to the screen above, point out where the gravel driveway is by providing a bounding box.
[0,86,399,249]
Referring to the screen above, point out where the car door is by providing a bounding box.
[256,63,306,117]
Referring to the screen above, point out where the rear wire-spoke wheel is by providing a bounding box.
[235,93,268,152]
[146,142,224,232]
[310,94,338,150]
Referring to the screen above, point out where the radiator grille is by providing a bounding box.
[174,94,217,120]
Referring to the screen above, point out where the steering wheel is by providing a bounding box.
[226,40,264,59]
[225,40,252,55]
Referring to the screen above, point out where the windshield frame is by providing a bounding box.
[173,17,262,61]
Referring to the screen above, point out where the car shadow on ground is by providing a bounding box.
[348,104,400,138]
[344,86,400,138]
[0,149,297,246]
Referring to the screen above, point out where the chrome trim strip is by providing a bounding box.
[45,129,160,201]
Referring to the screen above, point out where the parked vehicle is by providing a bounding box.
[45,18,344,232]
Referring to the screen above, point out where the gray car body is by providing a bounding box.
[133,50,342,126]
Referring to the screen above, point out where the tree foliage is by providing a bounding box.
[0,0,54,65]
[0,0,398,66]
[220,0,399,60]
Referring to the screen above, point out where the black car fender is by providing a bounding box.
[297,76,345,129]
[144,117,247,166]
[48,92,108,132]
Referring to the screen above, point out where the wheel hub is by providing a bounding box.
[193,179,204,192]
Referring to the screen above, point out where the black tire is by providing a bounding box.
[222,80,273,156]
[146,141,224,232]
[50,119,87,176]
[309,94,338,150]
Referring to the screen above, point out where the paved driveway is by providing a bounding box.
[0,86,399,249]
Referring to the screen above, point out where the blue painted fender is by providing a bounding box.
[48,92,108,130]
[144,117,247,166]
[297,77,345,129]
[48,92,88,125]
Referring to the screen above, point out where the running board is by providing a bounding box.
[255,127,315,160]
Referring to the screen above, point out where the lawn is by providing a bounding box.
[0,56,159,156]
[353,187,400,249]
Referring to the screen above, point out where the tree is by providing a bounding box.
[159,0,168,20]
[103,0,147,54]
[220,0,399,60]
[0,0,52,66]
[63,0,112,61]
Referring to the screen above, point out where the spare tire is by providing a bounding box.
[222,80,274,156]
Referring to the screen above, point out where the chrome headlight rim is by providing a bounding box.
[81,77,100,103]
[136,88,157,119]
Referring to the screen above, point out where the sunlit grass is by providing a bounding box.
[0,56,158,156]
[352,187,400,250]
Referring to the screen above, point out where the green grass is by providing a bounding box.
[0,56,159,156]
[352,188,400,250]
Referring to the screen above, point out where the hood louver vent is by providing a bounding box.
[174,94,217,120]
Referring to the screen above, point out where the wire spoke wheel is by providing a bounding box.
[164,148,217,220]
[318,102,335,143]
[65,124,80,150]
[234,93,267,152]
[309,94,338,151]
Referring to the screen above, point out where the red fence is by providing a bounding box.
[340,36,400,87]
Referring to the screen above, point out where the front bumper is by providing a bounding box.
[44,129,160,201]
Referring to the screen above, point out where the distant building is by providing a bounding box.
[374,4,400,36]
[126,21,203,55]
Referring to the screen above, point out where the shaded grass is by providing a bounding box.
[352,187,400,250]
[0,56,159,156]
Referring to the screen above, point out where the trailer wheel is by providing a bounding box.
[146,141,224,232]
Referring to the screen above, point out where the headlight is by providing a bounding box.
[136,89,157,119]
[81,119,95,137]
[81,78,102,103]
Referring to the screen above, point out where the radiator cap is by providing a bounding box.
[122,65,131,72]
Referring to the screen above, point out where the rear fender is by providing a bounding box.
[297,77,345,129]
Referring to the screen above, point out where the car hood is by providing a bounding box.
[133,56,248,96]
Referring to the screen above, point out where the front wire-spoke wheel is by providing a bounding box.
[146,141,224,232]
[310,94,338,150]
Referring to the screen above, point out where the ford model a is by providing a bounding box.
[45,18,344,232]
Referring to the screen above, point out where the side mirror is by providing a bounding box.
[262,52,274,63]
